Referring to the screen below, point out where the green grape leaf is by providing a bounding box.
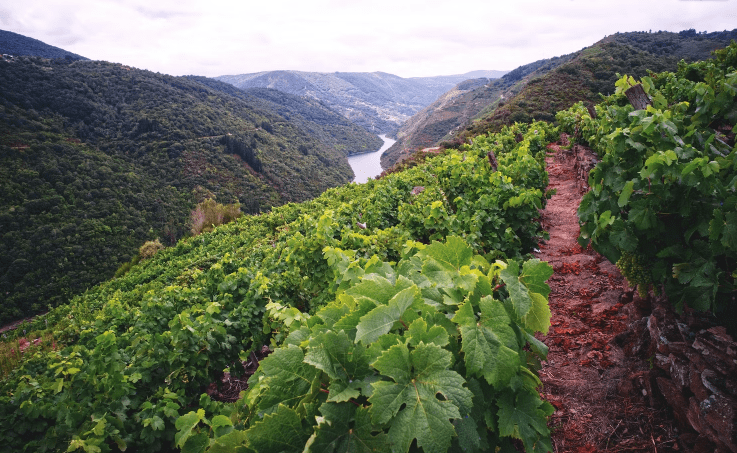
[212,414,234,438]
[453,301,519,387]
[454,415,481,452]
[422,259,454,287]
[181,433,209,453]
[618,180,635,207]
[208,430,249,453]
[520,259,553,299]
[525,332,549,361]
[407,317,449,347]
[499,261,532,320]
[317,303,352,328]
[478,297,518,349]
[419,236,473,271]
[326,379,363,403]
[305,330,371,381]
[305,403,389,453]
[245,404,313,452]
[257,345,321,412]
[346,274,413,306]
[497,390,552,453]
[522,293,551,335]
[175,409,205,448]
[369,342,473,453]
[333,297,380,340]
[355,286,419,344]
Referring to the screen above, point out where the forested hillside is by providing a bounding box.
[382,29,737,168]
[0,56,353,325]
[0,29,88,61]
[185,76,383,155]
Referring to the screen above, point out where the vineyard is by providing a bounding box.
[0,120,559,452]
[1,42,736,452]
[557,43,737,328]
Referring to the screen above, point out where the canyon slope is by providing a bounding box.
[216,70,506,135]
[0,56,355,325]
[382,29,737,168]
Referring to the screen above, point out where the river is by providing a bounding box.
[347,134,396,184]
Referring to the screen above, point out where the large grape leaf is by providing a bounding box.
[304,403,389,453]
[407,317,449,347]
[520,259,553,299]
[304,330,372,402]
[500,261,532,320]
[346,274,413,306]
[418,236,473,271]
[305,330,371,381]
[522,293,551,335]
[500,260,552,323]
[355,286,419,344]
[332,297,381,340]
[453,301,519,387]
[419,237,480,295]
[369,342,472,453]
[256,345,321,413]
[245,404,313,453]
[497,390,553,453]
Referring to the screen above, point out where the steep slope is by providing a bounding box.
[0,29,88,60]
[382,29,737,168]
[186,76,383,155]
[215,70,505,135]
[386,77,490,154]
[0,56,353,325]
[460,29,737,140]
[382,55,574,167]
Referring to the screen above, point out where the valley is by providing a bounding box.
[1,26,737,453]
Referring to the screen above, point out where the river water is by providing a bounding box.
[347,135,396,184]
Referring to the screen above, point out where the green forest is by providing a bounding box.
[0,57,356,325]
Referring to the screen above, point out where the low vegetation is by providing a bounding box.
[0,121,558,452]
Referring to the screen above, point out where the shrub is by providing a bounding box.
[190,198,242,236]
[139,239,164,260]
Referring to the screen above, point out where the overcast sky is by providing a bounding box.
[1,0,736,78]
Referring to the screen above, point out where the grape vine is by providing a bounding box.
[558,43,737,317]
[615,251,651,298]
[0,121,557,452]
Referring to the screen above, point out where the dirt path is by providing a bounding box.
[535,139,680,452]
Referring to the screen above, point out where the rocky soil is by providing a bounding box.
[536,139,682,452]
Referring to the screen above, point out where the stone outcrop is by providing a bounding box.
[644,297,737,452]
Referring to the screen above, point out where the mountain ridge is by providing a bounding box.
[0,29,88,61]
[380,29,737,168]
[215,70,506,135]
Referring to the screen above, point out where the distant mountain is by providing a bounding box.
[215,70,506,135]
[382,56,575,167]
[459,29,737,140]
[381,29,737,168]
[0,29,88,60]
[186,76,383,155]
[0,57,353,325]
